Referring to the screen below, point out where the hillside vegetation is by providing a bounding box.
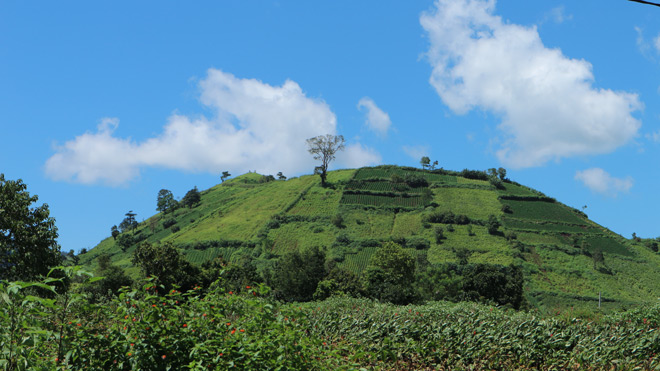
[79,165,660,313]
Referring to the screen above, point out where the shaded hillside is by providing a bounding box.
[80,165,660,312]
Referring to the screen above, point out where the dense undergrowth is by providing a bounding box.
[2,267,660,370]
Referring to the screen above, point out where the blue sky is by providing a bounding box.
[2,0,660,253]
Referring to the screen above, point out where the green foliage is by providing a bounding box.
[0,174,61,281]
[270,246,326,302]
[304,297,660,369]
[162,218,177,229]
[331,213,344,228]
[364,242,416,304]
[156,189,177,214]
[501,199,586,225]
[115,233,136,252]
[0,268,335,370]
[420,156,430,169]
[181,186,201,208]
[487,214,501,235]
[132,242,200,293]
[111,225,119,240]
[82,254,133,302]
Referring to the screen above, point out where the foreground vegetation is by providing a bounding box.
[2,267,660,370]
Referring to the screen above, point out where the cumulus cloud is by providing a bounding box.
[357,97,392,136]
[575,168,633,197]
[336,143,382,169]
[402,145,430,160]
[45,69,376,186]
[421,0,642,168]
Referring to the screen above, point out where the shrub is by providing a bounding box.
[407,237,430,250]
[331,214,344,228]
[404,174,429,188]
[162,218,177,229]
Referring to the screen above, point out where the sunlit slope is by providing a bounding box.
[81,165,660,311]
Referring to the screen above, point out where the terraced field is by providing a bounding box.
[80,165,660,313]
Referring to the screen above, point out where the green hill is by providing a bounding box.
[79,165,660,312]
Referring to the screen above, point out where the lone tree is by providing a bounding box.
[306,134,345,187]
[221,171,231,183]
[181,186,201,208]
[156,189,177,214]
[121,211,137,234]
[420,156,430,169]
[111,225,120,240]
[0,174,62,281]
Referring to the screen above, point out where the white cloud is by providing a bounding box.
[575,168,633,197]
[402,145,429,160]
[45,69,377,186]
[543,6,572,24]
[646,130,660,142]
[421,0,642,168]
[654,34,660,54]
[357,97,392,136]
[336,143,382,169]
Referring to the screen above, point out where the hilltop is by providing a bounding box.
[79,165,660,312]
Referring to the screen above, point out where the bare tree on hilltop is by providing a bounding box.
[306,134,345,187]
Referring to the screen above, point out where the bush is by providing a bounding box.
[171,225,180,233]
[407,237,430,250]
[162,218,177,229]
[331,214,344,228]
[435,226,444,244]
[404,174,429,188]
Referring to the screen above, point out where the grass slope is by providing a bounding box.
[80,165,660,313]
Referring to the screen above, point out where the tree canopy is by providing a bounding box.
[0,174,61,281]
[181,186,201,208]
[157,189,177,214]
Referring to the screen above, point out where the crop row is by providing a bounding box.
[501,200,587,225]
[345,180,425,193]
[302,297,660,370]
[340,193,427,208]
[353,168,456,183]
[503,218,594,233]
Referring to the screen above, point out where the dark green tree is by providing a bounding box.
[0,174,61,281]
[592,249,605,269]
[111,225,119,240]
[270,246,326,302]
[200,256,262,292]
[434,226,444,244]
[221,171,231,183]
[364,242,416,304]
[306,134,345,187]
[181,186,201,208]
[420,156,430,169]
[487,214,501,235]
[83,253,133,302]
[116,233,135,252]
[132,242,200,293]
[119,211,138,233]
[497,167,507,181]
[157,189,177,214]
[462,264,525,309]
[277,172,287,180]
